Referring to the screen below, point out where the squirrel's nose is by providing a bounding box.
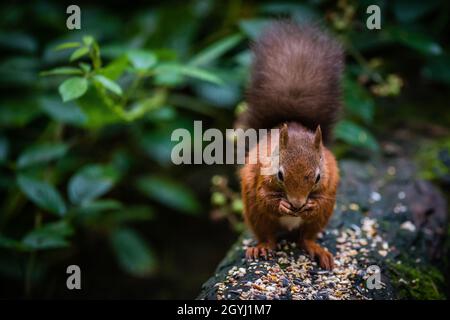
[288,197,307,210]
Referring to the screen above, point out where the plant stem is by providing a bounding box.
[341,35,383,83]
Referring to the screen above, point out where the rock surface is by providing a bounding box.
[198,158,448,300]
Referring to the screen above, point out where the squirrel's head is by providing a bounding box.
[276,123,323,210]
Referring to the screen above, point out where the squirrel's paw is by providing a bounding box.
[300,199,318,212]
[245,242,275,260]
[299,240,334,270]
[278,199,298,216]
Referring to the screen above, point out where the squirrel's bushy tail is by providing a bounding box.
[237,20,344,142]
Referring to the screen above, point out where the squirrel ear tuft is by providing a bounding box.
[314,125,322,149]
[280,123,289,149]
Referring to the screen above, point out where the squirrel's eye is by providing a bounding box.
[277,169,284,182]
[315,173,321,184]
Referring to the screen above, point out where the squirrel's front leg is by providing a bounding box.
[258,187,295,217]
[298,238,334,270]
[245,189,282,260]
[297,195,336,270]
[245,209,277,260]
[298,195,335,226]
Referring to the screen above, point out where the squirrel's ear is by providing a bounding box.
[280,123,288,149]
[314,125,322,149]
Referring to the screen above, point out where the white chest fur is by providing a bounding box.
[279,216,304,231]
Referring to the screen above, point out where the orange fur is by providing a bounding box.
[238,21,343,270]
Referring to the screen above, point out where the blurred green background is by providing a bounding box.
[0,0,449,298]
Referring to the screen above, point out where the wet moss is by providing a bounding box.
[388,259,445,300]
[443,225,450,298]
[415,138,450,181]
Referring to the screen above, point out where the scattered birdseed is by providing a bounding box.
[400,221,416,232]
[214,216,392,300]
[387,166,396,176]
[378,250,388,257]
[393,203,408,214]
[370,191,381,203]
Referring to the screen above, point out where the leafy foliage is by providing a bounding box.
[0,0,449,298]
[17,174,67,216]
[110,228,156,277]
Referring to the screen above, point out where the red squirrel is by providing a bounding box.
[238,21,343,270]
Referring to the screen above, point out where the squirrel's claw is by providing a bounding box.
[245,243,274,260]
[313,248,334,270]
[298,199,318,216]
[308,246,334,270]
[299,239,334,270]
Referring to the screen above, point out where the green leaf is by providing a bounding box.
[54,42,81,51]
[112,206,154,223]
[98,56,128,80]
[78,199,123,214]
[343,77,375,123]
[189,34,243,67]
[93,75,123,96]
[234,49,252,67]
[111,228,156,277]
[180,66,223,85]
[146,106,176,122]
[68,164,120,205]
[82,36,94,46]
[195,81,240,107]
[153,66,184,86]
[0,56,38,86]
[22,233,68,250]
[423,55,450,86]
[239,19,272,40]
[70,46,89,62]
[40,67,83,76]
[39,96,87,126]
[73,87,122,128]
[0,99,40,127]
[140,130,174,166]
[79,62,91,73]
[260,3,320,22]
[389,27,442,56]
[155,64,223,86]
[22,221,74,250]
[0,32,37,53]
[74,200,124,223]
[393,0,441,23]
[59,77,88,102]
[38,220,74,237]
[17,174,67,216]
[0,136,9,163]
[137,117,193,165]
[136,175,200,215]
[0,234,28,251]
[127,50,157,70]
[334,120,379,151]
[124,90,166,121]
[17,142,69,169]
